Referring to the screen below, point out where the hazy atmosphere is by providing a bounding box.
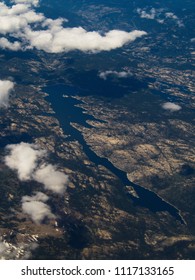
[0,0,194,260]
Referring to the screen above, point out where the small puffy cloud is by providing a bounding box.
[157,19,164,24]
[33,164,68,194]
[0,37,21,51]
[0,80,15,107]
[162,102,182,112]
[165,12,177,19]
[22,200,55,224]
[8,4,29,15]
[22,192,49,203]
[137,8,157,20]
[137,8,183,27]
[5,142,45,180]
[5,142,68,194]
[42,17,68,28]
[22,192,55,224]
[165,12,184,27]
[21,10,45,23]
[99,70,132,80]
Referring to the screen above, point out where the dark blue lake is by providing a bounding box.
[44,84,185,224]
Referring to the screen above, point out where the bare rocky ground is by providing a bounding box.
[0,80,194,259]
[0,27,194,259]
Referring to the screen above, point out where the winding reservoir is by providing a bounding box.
[45,85,185,224]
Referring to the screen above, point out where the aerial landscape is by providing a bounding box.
[0,0,194,260]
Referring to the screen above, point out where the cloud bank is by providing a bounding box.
[0,80,14,107]
[24,28,147,53]
[162,102,182,112]
[0,1,147,53]
[5,142,68,194]
[21,192,55,224]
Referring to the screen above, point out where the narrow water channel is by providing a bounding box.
[45,86,185,224]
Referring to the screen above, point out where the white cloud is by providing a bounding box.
[0,15,27,34]
[12,0,39,6]
[21,192,55,224]
[22,10,44,23]
[157,19,164,24]
[0,1,147,52]
[22,200,55,224]
[33,164,69,194]
[99,70,132,80]
[0,2,44,35]
[165,12,178,20]
[5,142,45,180]
[0,3,29,16]
[165,12,184,27]
[137,8,157,20]
[0,80,15,107]
[137,8,183,27]
[8,4,29,15]
[5,142,68,194]
[0,37,21,51]
[22,192,49,203]
[42,17,68,29]
[162,102,182,112]
[24,27,147,53]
